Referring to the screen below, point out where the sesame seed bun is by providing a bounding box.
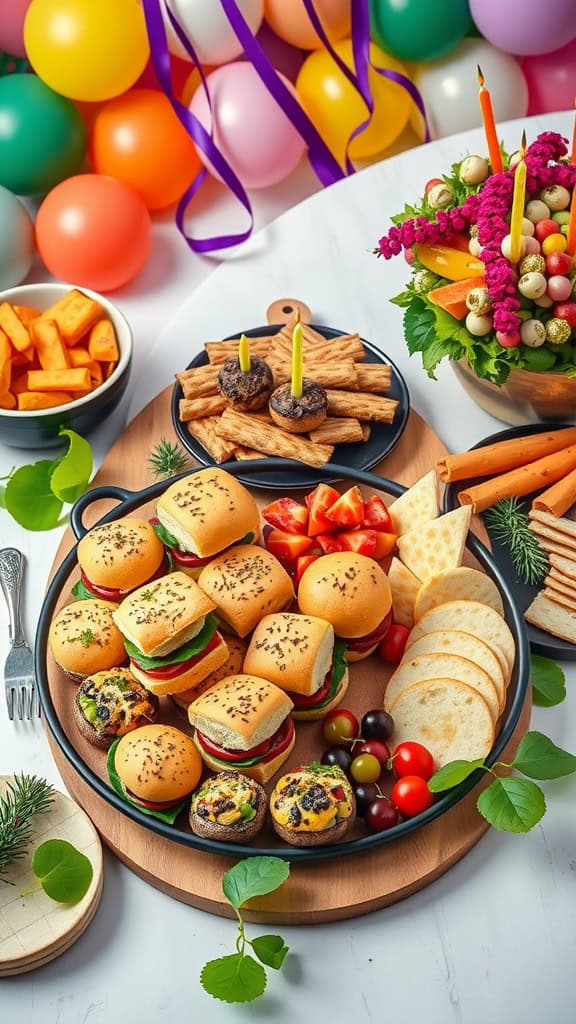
[113,724,202,803]
[198,545,294,638]
[156,469,260,559]
[243,613,334,697]
[77,518,164,592]
[171,637,247,713]
[112,571,216,658]
[49,599,127,681]
[187,674,294,750]
[298,552,392,640]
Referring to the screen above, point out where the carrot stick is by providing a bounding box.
[458,445,576,514]
[437,427,576,482]
[532,465,576,517]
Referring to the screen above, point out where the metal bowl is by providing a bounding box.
[452,359,576,427]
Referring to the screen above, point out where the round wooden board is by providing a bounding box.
[44,385,524,923]
[0,778,103,974]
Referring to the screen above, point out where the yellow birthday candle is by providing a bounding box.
[291,311,303,399]
[509,132,527,265]
[238,333,251,372]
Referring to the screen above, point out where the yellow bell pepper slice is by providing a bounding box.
[416,244,484,281]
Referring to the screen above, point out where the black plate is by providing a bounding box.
[36,461,530,862]
[443,423,576,660]
[171,324,410,489]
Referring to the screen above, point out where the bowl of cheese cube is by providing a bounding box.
[0,283,132,448]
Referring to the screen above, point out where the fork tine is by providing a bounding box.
[18,686,27,721]
[34,688,41,719]
[6,686,15,722]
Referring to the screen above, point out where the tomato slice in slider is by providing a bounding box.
[80,559,167,602]
[196,716,294,765]
[344,609,392,653]
[130,632,225,680]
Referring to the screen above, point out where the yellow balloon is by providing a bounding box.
[24,0,149,103]
[296,40,411,165]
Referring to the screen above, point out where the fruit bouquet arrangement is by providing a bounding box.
[376,132,576,385]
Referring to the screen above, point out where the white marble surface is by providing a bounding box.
[1,114,575,1023]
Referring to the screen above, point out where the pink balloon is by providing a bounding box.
[190,63,306,189]
[520,38,576,114]
[0,0,31,58]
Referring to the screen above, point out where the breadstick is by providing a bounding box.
[355,364,392,393]
[180,376,220,399]
[437,427,576,483]
[308,418,365,444]
[532,465,576,518]
[458,445,576,514]
[179,395,227,421]
[186,416,238,463]
[234,446,269,460]
[326,390,398,423]
[268,359,358,391]
[204,339,274,364]
[215,408,333,468]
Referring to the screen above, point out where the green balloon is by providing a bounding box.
[370,0,472,62]
[0,75,86,196]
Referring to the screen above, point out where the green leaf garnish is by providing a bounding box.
[0,775,54,876]
[200,954,266,1003]
[78,694,98,725]
[106,740,187,824]
[530,654,566,707]
[150,520,180,548]
[428,758,486,793]
[250,934,289,970]
[512,731,576,780]
[147,438,190,480]
[240,803,256,821]
[222,856,290,911]
[201,857,290,1003]
[485,498,549,586]
[50,429,93,504]
[123,614,217,670]
[30,839,93,903]
[4,461,63,530]
[476,777,546,833]
[71,579,96,600]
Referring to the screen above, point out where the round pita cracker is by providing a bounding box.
[403,629,506,710]
[414,568,504,622]
[384,652,499,723]
[390,678,495,767]
[407,601,514,680]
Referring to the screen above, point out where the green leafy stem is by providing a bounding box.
[0,429,93,531]
[200,856,290,1004]
[429,731,576,833]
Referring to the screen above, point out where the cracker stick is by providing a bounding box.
[360,423,372,442]
[216,408,334,468]
[326,390,398,423]
[180,376,220,399]
[308,418,365,444]
[306,336,365,362]
[268,359,358,391]
[234,446,269,460]
[0,303,30,353]
[179,395,227,421]
[204,339,274,364]
[88,319,119,362]
[186,416,238,463]
[176,364,220,386]
[278,322,326,346]
[355,364,392,393]
[30,319,71,371]
[39,289,104,346]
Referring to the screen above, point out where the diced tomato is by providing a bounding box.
[305,483,340,536]
[265,528,314,564]
[372,531,398,559]
[338,529,377,557]
[325,486,364,528]
[295,553,320,586]
[261,497,308,535]
[363,495,393,533]
[316,533,343,554]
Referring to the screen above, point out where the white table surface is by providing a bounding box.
[1,113,575,1024]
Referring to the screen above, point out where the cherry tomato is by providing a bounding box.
[392,741,434,781]
[424,177,443,195]
[350,753,381,784]
[353,783,378,817]
[361,709,394,742]
[322,708,359,746]
[321,747,353,776]
[391,776,433,818]
[379,623,410,665]
[365,798,399,832]
[356,740,390,767]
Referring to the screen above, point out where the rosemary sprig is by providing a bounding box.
[0,775,55,878]
[147,438,190,480]
[485,498,549,586]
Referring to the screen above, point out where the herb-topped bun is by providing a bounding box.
[270,765,355,846]
[188,674,295,785]
[75,518,165,601]
[112,724,202,812]
[189,771,266,843]
[198,545,294,638]
[243,613,349,720]
[112,571,229,696]
[153,468,260,577]
[49,599,126,682]
[298,552,393,661]
[74,668,158,748]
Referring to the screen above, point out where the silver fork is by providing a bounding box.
[0,548,40,721]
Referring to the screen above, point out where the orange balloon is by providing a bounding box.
[36,174,151,292]
[264,0,350,49]
[89,89,201,209]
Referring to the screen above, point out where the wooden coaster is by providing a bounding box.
[0,778,103,975]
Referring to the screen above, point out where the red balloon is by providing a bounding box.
[36,174,151,292]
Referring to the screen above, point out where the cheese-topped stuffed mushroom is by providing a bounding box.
[270,765,355,847]
[74,668,158,748]
[189,771,266,843]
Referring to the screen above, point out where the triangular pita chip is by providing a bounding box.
[397,506,472,582]
[388,471,438,537]
[388,557,421,628]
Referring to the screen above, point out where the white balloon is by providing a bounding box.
[414,39,529,140]
[162,0,264,65]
